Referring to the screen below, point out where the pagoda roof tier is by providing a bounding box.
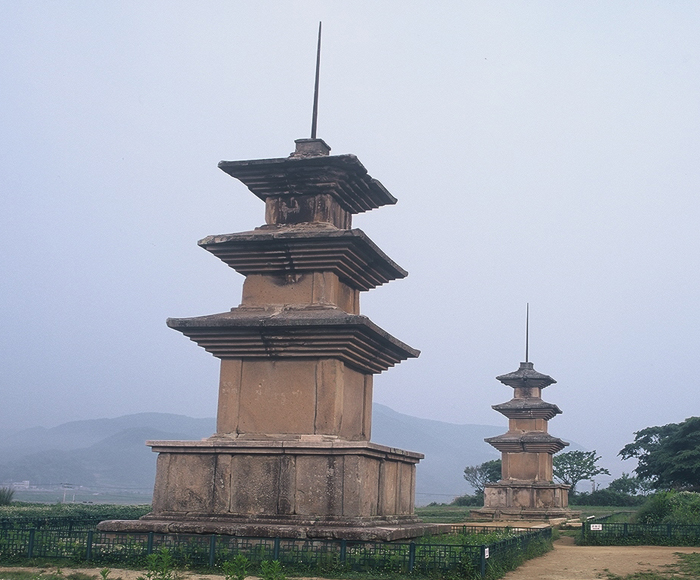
[485,432,569,454]
[167,306,419,374]
[496,361,556,389]
[198,225,407,291]
[492,399,562,421]
[218,154,397,214]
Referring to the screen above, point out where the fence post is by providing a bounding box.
[667,524,673,539]
[623,523,628,537]
[209,535,217,567]
[86,531,93,561]
[147,532,154,555]
[340,539,346,564]
[408,542,416,573]
[480,545,487,578]
[273,537,280,560]
[28,529,35,559]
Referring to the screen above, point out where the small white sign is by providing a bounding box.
[590,524,603,531]
[484,548,490,559]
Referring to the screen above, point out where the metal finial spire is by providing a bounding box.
[311,22,322,139]
[525,303,530,363]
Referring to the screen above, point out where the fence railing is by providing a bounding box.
[0,526,552,578]
[581,522,700,546]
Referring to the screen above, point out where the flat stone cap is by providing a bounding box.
[198,225,407,291]
[485,431,569,454]
[492,398,562,420]
[218,154,397,214]
[496,361,556,389]
[167,305,419,374]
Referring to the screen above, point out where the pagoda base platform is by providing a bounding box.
[470,481,580,521]
[99,437,432,541]
[98,516,439,541]
[469,508,580,521]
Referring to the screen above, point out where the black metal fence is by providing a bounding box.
[581,522,700,546]
[0,526,552,579]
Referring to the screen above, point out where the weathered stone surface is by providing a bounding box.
[214,358,371,440]
[217,154,397,218]
[98,439,427,539]
[167,306,419,375]
[200,226,407,292]
[474,361,579,521]
[127,139,425,540]
[98,517,440,541]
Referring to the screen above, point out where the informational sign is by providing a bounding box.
[590,523,603,531]
[484,547,490,558]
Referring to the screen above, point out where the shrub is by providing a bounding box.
[260,560,285,580]
[451,493,483,506]
[635,490,700,524]
[222,554,249,580]
[0,487,15,506]
[571,489,645,506]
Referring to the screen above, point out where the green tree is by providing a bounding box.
[619,416,700,490]
[463,459,501,493]
[608,472,641,495]
[553,450,610,493]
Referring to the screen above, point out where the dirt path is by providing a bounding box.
[502,535,699,579]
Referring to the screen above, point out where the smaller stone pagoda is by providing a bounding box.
[473,361,579,520]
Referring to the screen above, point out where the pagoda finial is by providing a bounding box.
[311,21,322,139]
[525,303,529,363]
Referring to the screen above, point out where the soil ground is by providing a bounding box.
[503,535,700,579]
[1,537,699,580]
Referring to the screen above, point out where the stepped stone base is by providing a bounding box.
[470,481,580,521]
[98,516,439,541]
[99,437,434,541]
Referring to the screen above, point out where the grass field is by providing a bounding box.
[415,503,640,523]
[9,490,152,506]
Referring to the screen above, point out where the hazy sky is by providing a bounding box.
[2,2,699,487]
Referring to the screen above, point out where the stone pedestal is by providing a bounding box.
[99,138,433,540]
[472,361,580,521]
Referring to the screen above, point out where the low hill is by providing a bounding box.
[0,406,502,505]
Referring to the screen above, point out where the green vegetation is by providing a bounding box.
[260,560,285,580]
[0,503,151,521]
[0,487,15,505]
[634,491,700,525]
[553,450,611,494]
[221,554,249,580]
[620,416,700,491]
[463,459,501,494]
[415,503,472,522]
[136,548,178,580]
[572,489,646,507]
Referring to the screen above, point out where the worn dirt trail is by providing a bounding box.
[502,535,699,579]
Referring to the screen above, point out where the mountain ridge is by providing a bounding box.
[0,405,506,504]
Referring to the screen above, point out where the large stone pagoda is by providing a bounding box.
[99,138,436,540]
[473,361,579,520]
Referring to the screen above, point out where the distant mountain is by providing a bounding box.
[0,407,504,504]
[372,405,501,504]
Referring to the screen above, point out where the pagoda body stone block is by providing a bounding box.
[99,139,436,540]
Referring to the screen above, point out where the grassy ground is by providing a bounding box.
[416,503,640,523]
[9,491,152,506]
[414,504,472,522]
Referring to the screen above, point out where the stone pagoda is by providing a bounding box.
[99,137,436,540]
[473,361,579,520]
